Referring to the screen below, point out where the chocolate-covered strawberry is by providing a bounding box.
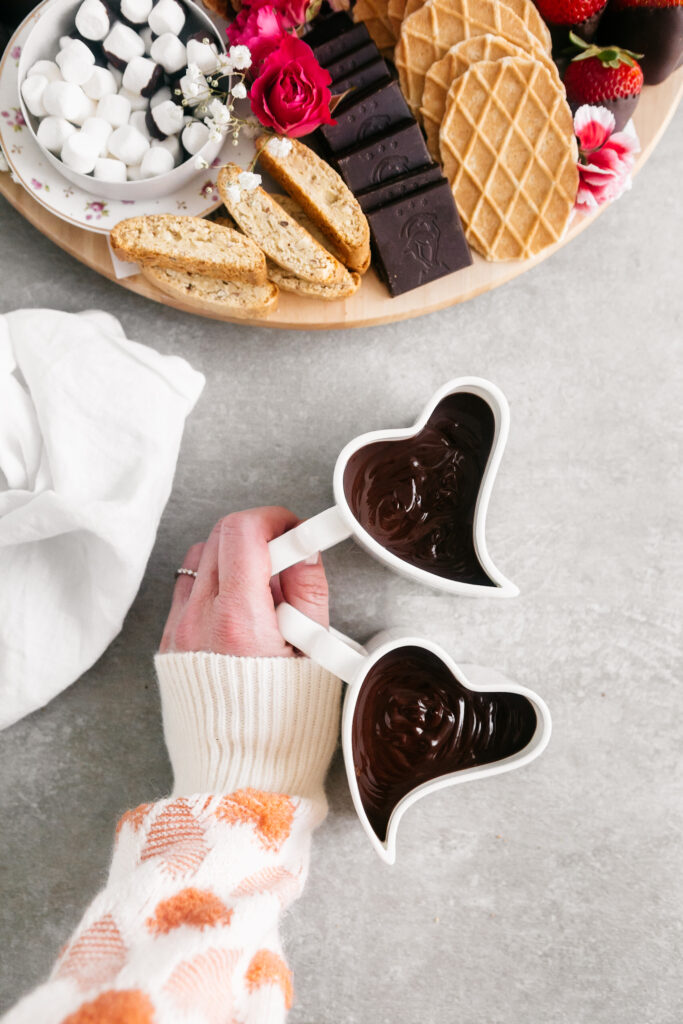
[599,0,683,84]
[564,35,643,130]
[534,0,608,50]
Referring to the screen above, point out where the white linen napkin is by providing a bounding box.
[0,309,205,729]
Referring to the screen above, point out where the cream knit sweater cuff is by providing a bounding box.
[155,652,342,804]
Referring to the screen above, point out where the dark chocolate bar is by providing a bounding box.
[305,14,371,67]
[326,42,380,84]
[356,163,443,212]
[320,80,412,153]
[367,181,473,296]
[336,121,432,193]
[331,59,392,106]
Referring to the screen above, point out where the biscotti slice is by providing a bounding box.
[217,165,346,286]
[142,265,279,318]
[270,194,346,263]
[256,137,372,275]
[110,215,267,284]
[267,261,361,300]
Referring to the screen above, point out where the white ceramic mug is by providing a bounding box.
[268,376,518,598]
[277,603,551,864]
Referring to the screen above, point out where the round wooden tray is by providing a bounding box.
[1,69,681,329]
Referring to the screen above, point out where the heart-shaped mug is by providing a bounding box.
[276,603,551,864]
[268,377,517,598]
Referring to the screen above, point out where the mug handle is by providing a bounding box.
[276,602,366,683]
[268,506,352,576]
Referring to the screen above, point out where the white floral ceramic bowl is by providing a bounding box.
[17,0,226,200]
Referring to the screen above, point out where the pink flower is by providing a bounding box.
[246,0,311,29]
[574,105,640,215]
[227,5,290,71]
[250,35,334,138]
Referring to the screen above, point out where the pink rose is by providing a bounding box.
[227,5,290,71]
[249,35,335,138]
[574,105,640,214]
[241,0,311,30]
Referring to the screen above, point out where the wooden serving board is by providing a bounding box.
[1,68,681,329]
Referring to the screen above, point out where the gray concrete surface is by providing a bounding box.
[1,106,682,1023]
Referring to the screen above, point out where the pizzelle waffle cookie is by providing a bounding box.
[439,58,578,261]
[353,0,396,50]
[421,34,563,160]
[395,0,553,116]
[389,0,551,49]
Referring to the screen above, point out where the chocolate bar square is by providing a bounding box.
[305,14,371,67]
[356,163,444,212]
[367,181,473,296]
[331,59,392,106]
[326,42,380,84]
[336,121,432,193]
[320,81,412,154]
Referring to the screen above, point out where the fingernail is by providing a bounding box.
[304,552,320,566]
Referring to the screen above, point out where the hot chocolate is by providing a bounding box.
[343,392,496,585]
[352,647,537,841]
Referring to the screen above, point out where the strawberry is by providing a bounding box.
[535,0,607,25]
[564,35,644,130]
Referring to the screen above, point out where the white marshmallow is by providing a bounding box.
[107,64,123,88]
[126,163,144,180]
[43,81,94,125]
[140,26,154,54]
[181,120,209,155]
[56,49,96,86]
[36,116,76,153]
[186,38,218,75]
[120,0,153,23]
[83,66,117,100]
[75,0,112,41]
[82,116,113,155]
[150,98,184,137]
[61,130,100,173]
[150,86,172,108]
[57,38,96,66]
[27,60,62,83]
[130,109,151,139]
[152,134,180,163]
[150,33,186,74]
[148,0,185,37]
[140,144,174,177]
[103,23,145,67]
[118,86,148,111]
[21,74,48,118]
[96,92,131,127]
[94,156,127,181]
[108,123,150,164]
[122,55,161,95]
[59,35,74,50]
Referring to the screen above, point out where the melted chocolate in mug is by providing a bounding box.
[343,392,496,586]
[352,647,537,842]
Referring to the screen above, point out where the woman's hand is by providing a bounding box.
[160,506,328,657]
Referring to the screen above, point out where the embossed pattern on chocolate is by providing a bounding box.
[352,646,537,841]
[336,121,432,192]
[343,391,492,578]
[320,81,412,153]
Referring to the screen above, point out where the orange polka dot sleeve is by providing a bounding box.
[3,654,341,1024]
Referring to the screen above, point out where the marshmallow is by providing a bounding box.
[83,65,117,100]
[120,0,153,24]
[181,120,209,155]
[82,115,113,155]
[103,22,145,70]
[126,163,144,180]
[118,86,149,111]
[75,0,112,41]
[108,123,150,164]
[148,98,184,138]
[140,26,154,53]
[107,63,124,88]
[130,109,151,139]
[57,38,96,66]
[152,134,180,163]
[96,92,132,127]
[56,44,96,87]
[36,116,76,153]
[43,81,94,125]
[61,130,101,173]
[21,74,48,118]
[94,156,127,181]
[150,33,186,74]
[27,60,62,83]
[140,144,174,177]
[148,0,185,37]
[122,55,163,96]
[186,37,219,75]
[150,86,172,108]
